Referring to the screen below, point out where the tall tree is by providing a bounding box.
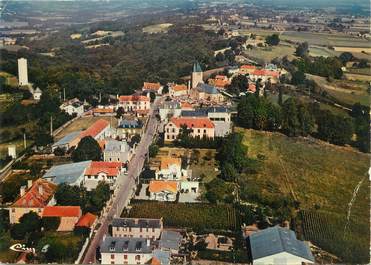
[71,136,102,162]
[281,98,301,137]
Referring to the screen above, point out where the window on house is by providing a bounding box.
[111,254,115,259]
[124,255,128,259]
[111,262,114,265]
[135,255,140,260]
[204,129,206,133]
[167,135,170,139]
[172,135,175,139]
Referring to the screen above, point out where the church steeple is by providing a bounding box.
[191,61,203,88]
[193,61,202,73]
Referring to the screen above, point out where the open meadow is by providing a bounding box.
[306,74,370,106]
[238,128,369,263]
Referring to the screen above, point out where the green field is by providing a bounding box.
[243,43,296,63]
[307,74,370,106]
[241,29,370,48]
[239,128,369,263]
[125,201,237,232]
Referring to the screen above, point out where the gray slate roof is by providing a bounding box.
[100,236,153,254]
[112,218,162,229]
[119,119,141,128]
[160,230,182,251]
[52,131,81,148]
[104,140,130,152]
[181,109,208,117]
[197,83,219,94]
[249,226,315,262]
[42,160,91,185]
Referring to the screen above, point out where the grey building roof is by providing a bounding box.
[160,231,182,251]
[181,109,208,117]
[112,218,162,229]
[42,160,91,185]
[249,226,315,262]
[197,83,219,95]
[100,237,153,254]
[153,249,170,265]
[119,119,141,128]
[104,140,130,153]
[193,62,202,72]
[52,131,81,148]
[206,106,229,113]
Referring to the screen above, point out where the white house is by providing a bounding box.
[84,161,123,191]
[118,95,150,112]
[155,157,186,181]
[158,101,181,122]
[100,237,154,265]
[103,139,133,163]
[248,226,315,265]
[32,87,42,100]
[60,98,84,116]
[148,180,178,202]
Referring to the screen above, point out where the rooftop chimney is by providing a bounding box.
[27,179,33,189]
[20,186,26,197]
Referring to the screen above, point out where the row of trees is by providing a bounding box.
[237,94,369,151]
[174,124,223,149]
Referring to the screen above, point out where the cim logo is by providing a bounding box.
[9,243,35,254]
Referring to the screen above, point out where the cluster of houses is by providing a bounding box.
[8,178,97,232]
[100,217,183,265]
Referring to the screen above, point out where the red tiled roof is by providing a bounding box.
[215,75,227,80]
[143,82,161,90]
[90,161,122,168]
[180,102,193,109]
[136,109,150,114]
[43,206,81,218]
[75,212,97,228]
[85,161,121,176]
[79,119,110,139]
[252,69,279,77]
[149,180,178,193]
[170,117,214,129]
[12,179,57,208]
[93,108,114,113]
[119,95,149,102]
[240,65,256,69]
[214,79,230,88]
[85,166,119,176]
[172,84,187,92]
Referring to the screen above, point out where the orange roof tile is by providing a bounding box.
[151,257,161,265]
[119,95,149,102]
[170,117,214,129]
[160,157,181,170]
[12,179,57,208]
[75,212,97,228]
[240,65,256,69]
[43,206,81,218]
[214,79,230,88]
[85,166,119,176]
[85,161,121,176]
[143,82,161,90]
[252,69,279,77]
[98,140,106,150]
[149,180,178,193]
[93,108,114,113]
[180,102,193,109]
[172,84,187,92]
[79,119,110,139]
[90,161,122,168]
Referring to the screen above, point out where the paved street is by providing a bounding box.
[81,97,162,264]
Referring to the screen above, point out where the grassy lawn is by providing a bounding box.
[243,43,296,63]
[238,128,369,262]
[241,29,370,48]
[125,201,237,232]
[307,74,370,106]
[142,23,173,34]
[55,116,117,140]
